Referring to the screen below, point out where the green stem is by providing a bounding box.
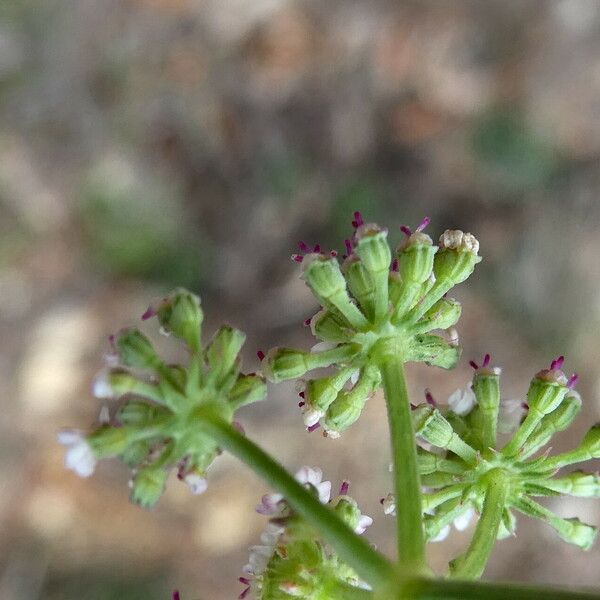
[195,411,394,589]
[393,577,600,600]
[449,469,509,579]
[379,358,426,570]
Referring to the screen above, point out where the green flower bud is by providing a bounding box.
[262,347,311,382]
[130,466,168,508]
[205,326,246,387]
[114,329,161,370]
[406,333,461,369]
[116,400,169,426]
[304,368,355,414]
[93,368,163,403]
[470,362,501,449]
[412,405,478,464]
[228,373,267,409]
[433,230,481,285]
[397,232,437,284]
[354,224,392,275]
[153,288,203,352]
[410,297,462,334]
[527,370,569,416]
[87,426,131,457]
[579,424,600,459]
[342,256,375,320]
[310,309,353,343]
[120,440,152,467]
[540,471,600,498]
[553,517,597,550]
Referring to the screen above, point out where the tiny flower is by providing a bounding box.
[447,384,477,416]
[184,472,208,495]
[92,369,114,399]
[255,493,285,516]
[57,430,97,478]
[453,506,475,532]
[295,466,332,504]
[430,524,451,543]
[355,514,373,534]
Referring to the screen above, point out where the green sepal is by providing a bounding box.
[228,373,267,409]
[115,328,162,370]
[116,400,169,426]
[409,297,462,334]
[406,333,461,369]
[396,233,437,284]
[310,309,353,343]
[205,326,245,387]
[155,288,203,352]
[87,425,131,458]
[342,256,375,321]
[130,466,169,508]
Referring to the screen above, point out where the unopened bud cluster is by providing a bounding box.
[383,355,599,554]
[240,467,372,599]
[262,214,481,437]
[59,288,266,507]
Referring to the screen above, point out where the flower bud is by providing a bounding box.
[406,333,461,370]
[262,347,311,382]
[579,424,600,459]
[354,224,392,275]
[154,288,203,352]
[116,400,168,426]
[310,309,353,343]
[130,466,168,508]
[553,517,597,550]
[542,471,600,498]
[114,329,161,370]
[411,297,462,334]
[396,232,437,284]
[304,368,355,414]
[228,374,267,409]
[342,256,375,320]
[94,368,164,403]
[302,255,349,304]
[205,326,246,386]
[87,425,131,458]
[433,230,481,285]
[527,370,569,416]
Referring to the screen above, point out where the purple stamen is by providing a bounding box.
[416,216,431,232]
[291,254,303,263]
[239,577,251,585]
[400,225,413,237]
[567,373,578,389]
[339,480,350,496]
[550,355,565,370]
[141,306,155,320]
[482,353,491,368]
[303,317,312,326]
[379,497,385,504]
[257,350,265,361]
[352,211,364,228]
[469,360,479,370]
[313,244,321,253]
[307,422,320,432]
[172,591,181,600]
[391,258,399,272]
[424,388,436,406]
[298,240,311,253]
[298,391,305,398]
[298,401,305,407]
[330,250,337,257]
[239,587,250,599]
[344,239,353,256]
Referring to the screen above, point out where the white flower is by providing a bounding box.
[184,473,208,495]
[57,430,97,478]
[382,493,396,516]
[448,384,477,416]
[355,514,373,534]
[295,466,332,504]
[430,524,451,542]
[498,398,526,434]
[453,506,475,531]
[255,493,285,516]
[92,369,114,399]
[243,523,284,576]
[302,405,324,428]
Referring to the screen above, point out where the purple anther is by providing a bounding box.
[400,225,413,237]
[339,480,350,496]
[424,388,436,406]
[298,401,305,407]
[352,211,364,228]
[298,391,305,398]
[172,591,181,600]
[291,254,304,263]
[141,306,156,321]
[257,350,265,361]
[239,578,250,586]
[391,258,399,272]
[239,586,250,599]
[330,250,338,257]
[469,360,479,370]
[303,317,312,326]
[344,239,353,256]
[416,216,431,232]
[482,353,491,368]
[550,356,565,370]
[380,497,385,505]
[313,244,321,253]
[298,240,311,253]
[567,373,579,389]
[307,422,321,432]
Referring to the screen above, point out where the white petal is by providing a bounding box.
[430,524,451,542]
[184,473,208,495]
[448,385,477,416]
[350,370,360,386]
[92,370,114,399]
[453,507,475,531]
[310,342,337,353]
[382,494,396,515]
[64,441,96,478]
[316,480,332,504]
[498,398,526,434]
[302,406,323,428]
[355,514,373,534]
[295,466,322,487]
[57,429,82,445]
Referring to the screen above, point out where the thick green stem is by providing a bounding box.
[195,411,394,589]
[379,358,426,570]
[449,469,509,579]
[392,577,600,600]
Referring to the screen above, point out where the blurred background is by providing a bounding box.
[2,0,600,598]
